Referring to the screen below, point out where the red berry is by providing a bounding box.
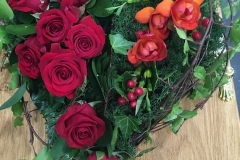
[134,87,144,96]
[136,30,145,39]
[127,92,137,101]
[192,31,202,41]
[126,79,136,89]
[129,100,137,108]
[202,18,210,27]
[117,97,126,105]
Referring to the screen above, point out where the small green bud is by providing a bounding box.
[144,69,152,78]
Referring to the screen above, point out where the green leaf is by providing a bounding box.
[88,101,103,107]
[96,117,113,146]
[14,116,23,127]
[163,114,178,122]
[135,91,147,115]
[0,0,14,20]
[87,0,112,17]
[111,126,118,146]
[170,117,184,134]
[109,34,135,55]
[179,110,197,119]
[86,0,97,9]
[114,115,142,139]
[0,82,26,110]
[145,92,151,112]
[33,146,53,160]
[51,137,71,159]
[135,147,156,158]
[149,62,158,91]
[163,70,177,80]
[189,83,211,100]
[8,64,19,90]
[11,101,23,116]
[206,57,223,74]
[113,76,127,99]
[230,18,240,45]
[223,1,240,19]
[174,26,187,39]
[16,11,35,24]
[184,40,190,54]
[194,66,206,80]
[5,24,36,36]
[171,101,183,115]
[96,151,105,160]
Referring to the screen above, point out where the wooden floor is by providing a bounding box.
[0,63,240,160]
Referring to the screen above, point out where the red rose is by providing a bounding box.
[55,103,106,149]
[65,16,105,59]
[149,10,169,40]
[87,152,121,160]
[8,0,49,13]
[36,9,75,44]
[58,0,88,7]
[15,35,46,79]
[38,44,87,99]
[171,0,201,30]
[128,34,167,65]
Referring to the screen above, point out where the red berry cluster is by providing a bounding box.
[192,17,210,41]
[117,79,144,109]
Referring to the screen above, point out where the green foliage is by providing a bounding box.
[114,115,142,139]
[96,151,105,160]
[230,18,240,46]
[8,64,19,90]
[175,26,187,39]
[14,116,23,127]
[222,0,240,19]
[0,0,14,20]
[51,137,72,159]
[0,82,26,110]
[170,117,185,133]
[96,117,113,146]
[11,101,23,116]
[33,146,53,160]
[189,83,211,100]
[5,24,36,36]
[135,147,156,158]
[109,34,135,55]
[105,2,127,16]
[87,0,112,17]
[194,66,207,80]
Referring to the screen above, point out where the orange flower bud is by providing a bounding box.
[193,0,204,6]
[135,7,155,24]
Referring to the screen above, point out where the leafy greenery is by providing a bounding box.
[109,34,134,55]
[33,146,53,160]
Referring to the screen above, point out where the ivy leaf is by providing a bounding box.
[135,91,147,115]
[11,101,23,116]
[179,110,197,119]
[170,117,184,134]
[163,114,178,122]
[135,147,156,158]
[174,26,187,39]
[171,101,183,115]
[0,82,26,110]
[114,115,142,139]
[194,66,206,80]
[33,146,53,160]
[14,116,23,127]
[8,63,19,90]
[109,34,134,55]
[223,1,240,19]
[51,137,71,159]
[230,18,240,45]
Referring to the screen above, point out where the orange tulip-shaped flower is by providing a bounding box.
[156,0,174,17]
[171,0,201,30]
[149,10,170,40]
[128,34,167,65]
[135,7,155,24]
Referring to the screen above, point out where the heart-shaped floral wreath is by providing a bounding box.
[0,0,238,159]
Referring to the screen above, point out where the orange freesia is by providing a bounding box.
[149,10,169,40]
[193,0,204,6]
[135,7,154,24]
[156,0,174,17]
[171,0,201,30]
[128,34,167,65]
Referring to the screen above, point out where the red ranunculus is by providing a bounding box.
[87,152,121,160]
[149,10,169,40]
[36,9,75,44]
[128,34,167,65]
[38,44,86,99]
[15,35,46,79]
[55,103,106,149]
[65,16,105,59]
[171,0,201,30]
[8,0,49,13]
[58,0,88,7]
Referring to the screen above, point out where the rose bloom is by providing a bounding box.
[87,152,121,160]
[38,44,86,99]
[128,34,167,65]
[58,0,88,7]
[36,9,76,44]
[55,103,106,149]
[8,0,49,13]
[65,16,105,59]
[149,10,169,40]
[15,35,46,79]
[171,0,201,30]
